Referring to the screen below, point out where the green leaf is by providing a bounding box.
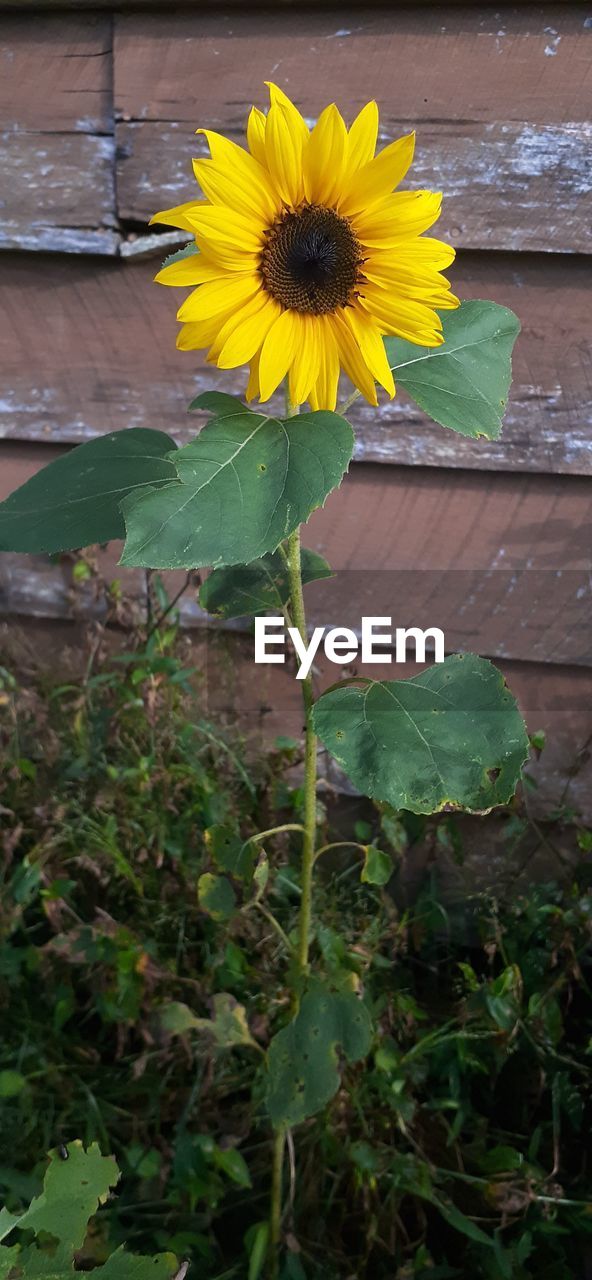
[160,240,197,271]
[361,846,392,886]
[200,548,332,620]
[205,824,255,879]
[197,872,236,921]
[0,1070,26,1098]
[312,654,529,816]
[0,431,177,554]
[247,1222,270,1280]
[0,1142,117,1250]
[266,983,373,1128]
[157,994,258,1051]
[120,403,353,569]
[385,300,520,439]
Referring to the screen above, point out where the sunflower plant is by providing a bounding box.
[0,84,527,1277]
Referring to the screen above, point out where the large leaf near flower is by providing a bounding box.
[266,984,372,1129]
[120,400,353,569]
[385,300,520,439]
[312,654,529,816]
[0,430,177,554]
[199,548,332,619]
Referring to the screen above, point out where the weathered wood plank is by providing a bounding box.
[114,7,592,253]
[0,250,590,475]
[1,446,590,669]
[0,15,112,133]
[0,15,117,254]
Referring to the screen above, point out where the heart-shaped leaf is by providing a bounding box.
[266,984,372,1128]
[312,654,529,816]
[120,402,353,569]
[385,300,520,439]
[0,430,177,554]
[199,548,332,620]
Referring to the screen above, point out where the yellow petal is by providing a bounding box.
[155,254,225,287]
[288,316,321,406]
[246,351,261,402]
[339,132,415,217]
[354,191,443,245]
[150,200,206,232]
[176,314,223,351]
[265,102,305,208]
[194,131,279,222]
[359,283,444,343]
[303,103,347,206]
[258,309,298,402]
[345,307,395,398]
[309,318,340,411]
[186,207,263,271]
[393,236,455,270]
[331,311,378,405]
[266,82,309,148]
[177,273,260,323]
[346,100,379,175]
[247,107,268,167]
[215,295,281,369]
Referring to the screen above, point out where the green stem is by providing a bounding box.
[285,523,317,981]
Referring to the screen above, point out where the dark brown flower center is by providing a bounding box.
[260,204,363,314]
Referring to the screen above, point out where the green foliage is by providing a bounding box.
[266,984,373,1127]
[0,1142,178,1280]
[385,300,520,439]
[120,398,354,568]
[313,654,529,815]
[199,549,332,620]
[1,634,590,1277]
[360,845,392,885]
[0,431,177,554]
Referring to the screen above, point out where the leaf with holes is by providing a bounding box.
[0,431,178,555]
[0,1141,178,1280]
[266,984,373,1128]
[199,549,332,619]
[385,300,520,439]
[120,399,353,569]
[312,654,529,816]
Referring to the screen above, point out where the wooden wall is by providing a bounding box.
[0,3,591,812]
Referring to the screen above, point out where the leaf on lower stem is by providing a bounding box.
[265,983,373,1128]
[312,653,529,816]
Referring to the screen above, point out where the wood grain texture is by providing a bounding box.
[114,6,592,253]
[1,250,590,475]
[0,15,117,254]
[1,445,590,667]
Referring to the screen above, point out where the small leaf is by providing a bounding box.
[312,654,529,816]
[160,240,197,271]
[0,1071,26,1098]
[158,994,257,1051]
[0,430,177,554]
[205,824,255,880]
[213,1147,251,1189]
[247,1222,270,1280]
[197,872,236,921]
[120,407,353,569]
[385,300,520,439]
[266,983,372,1128]
[200,549,332,620]
[361,846,392,886]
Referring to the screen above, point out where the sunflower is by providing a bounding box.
[152,84,459,411]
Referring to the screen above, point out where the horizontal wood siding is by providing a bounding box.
[1,251,591,474]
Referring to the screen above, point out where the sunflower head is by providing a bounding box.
[153,83,459,411]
